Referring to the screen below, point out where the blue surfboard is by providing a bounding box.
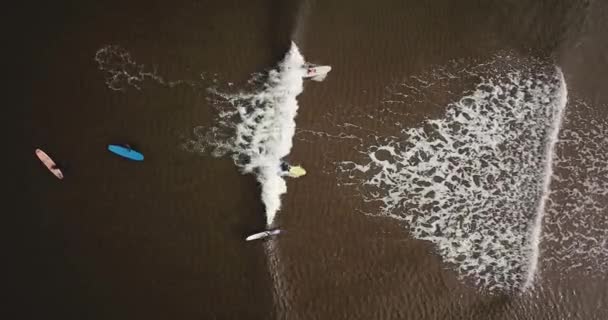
[107,144,144,161]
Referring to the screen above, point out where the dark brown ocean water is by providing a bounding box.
[11,0,608,319]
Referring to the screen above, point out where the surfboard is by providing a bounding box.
[304,65,332,81]
[287,165,306,178]
[107,144,144,161]
[35,149,64,179]
[246,229,281,241]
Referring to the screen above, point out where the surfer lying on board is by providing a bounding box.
[279,161,306,178]
[303,63,332,81]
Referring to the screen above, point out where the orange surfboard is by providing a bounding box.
[35,149,64,179]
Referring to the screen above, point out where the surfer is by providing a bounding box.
[280,161,306,178]
[303,63,317,76]
[303,63,331,81]
[280,161,290,173]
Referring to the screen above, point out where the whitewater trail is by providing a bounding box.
[94,45,204,91]
[253,44,306,226]
[297,53,569,292]
[185,42,306,226]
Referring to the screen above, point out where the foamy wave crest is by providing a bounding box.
[185,42,306,226]
[300,54,567,291]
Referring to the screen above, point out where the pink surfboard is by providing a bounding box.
[35,149,64,179]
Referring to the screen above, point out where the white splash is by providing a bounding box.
[186,42,306,226]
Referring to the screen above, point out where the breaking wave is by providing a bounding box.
[185,42,306,226]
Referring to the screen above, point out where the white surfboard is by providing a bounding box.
[304,65,332,81]
[246,229,281,241]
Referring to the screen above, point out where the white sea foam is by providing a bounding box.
[94,45,200,91]
[299,54,568,291]
[542,99,608,277]
[185,42,306,226]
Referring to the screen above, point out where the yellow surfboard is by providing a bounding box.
[288,165,307,178]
